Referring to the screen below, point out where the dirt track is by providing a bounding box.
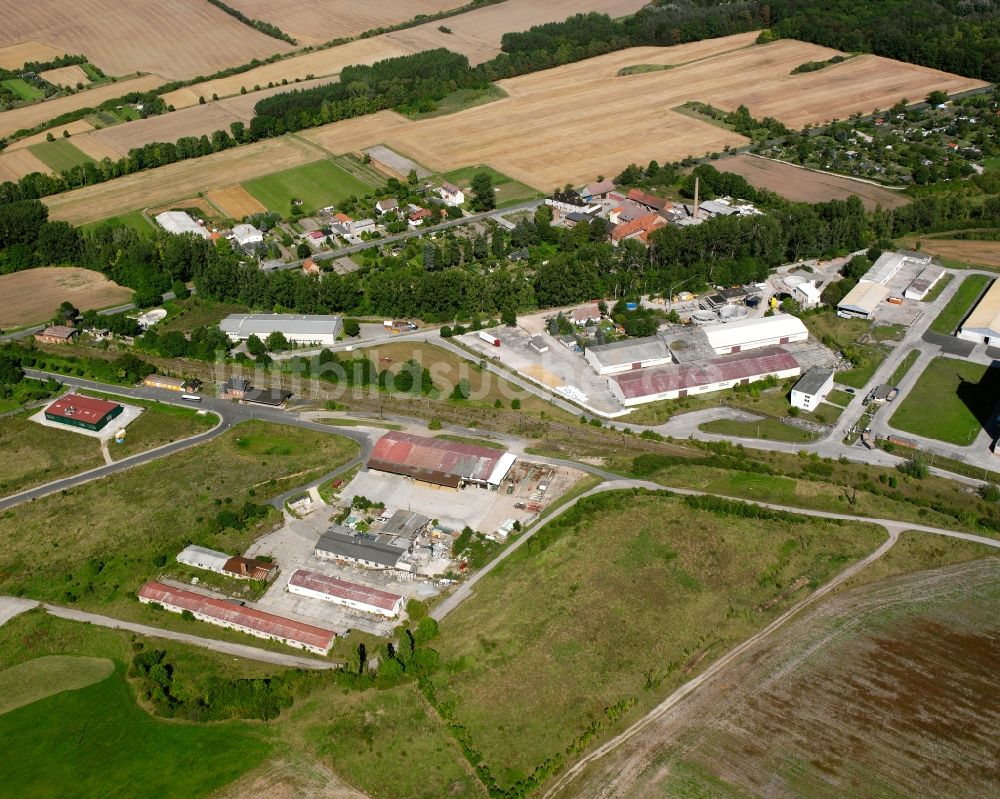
[547,558,1000,799]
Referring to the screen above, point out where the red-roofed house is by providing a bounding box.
[626,188,670,212]
[302,258,320,276]
[287,569,405,617]
[138,581,334,654]
[408,208,432,228]
[609,347,800,406]
[333,213,353,224]
[44,393,123,431]
[611,212,666,246]
[34,325,78,345]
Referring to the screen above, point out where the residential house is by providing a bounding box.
[571,303,602,326]
[580,179,616,201]
[611,212,666,246]
[231,224,264,252]
[223,377,251,400]
[438,182,465,206]
[408,208,432,228]
[34,325,78,345]
[375,198,398,216]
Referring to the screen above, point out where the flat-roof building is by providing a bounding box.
[584,335,671,376]
[315,527,407,570]
[287,569,405,617]
[367,431,516,490]
[44,394,123,431]
[219,314,343,346]
[143,375,186,392]
[176,545,230,573]
[790,366,834,412]
[701,315,808,356]
[957,279,1000,343]
[903,265,944,301]
[138,581,334,655]
[609,347,800,406]
[155,211,210,239]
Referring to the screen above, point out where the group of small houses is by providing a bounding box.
[548,179,763,245]
[138,431,520,656]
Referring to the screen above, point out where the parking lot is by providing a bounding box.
[459,326,624,414]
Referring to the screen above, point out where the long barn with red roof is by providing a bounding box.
[366,431,516,490]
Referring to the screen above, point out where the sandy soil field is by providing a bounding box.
[902,237,1000,268]
[37,64,89,88]
[550,558,1000,799]
[714,154,910,209]
[66,132,124,163]
[207,185,268,219]
[302,110,412,156]
[0,267,133,327]
[45,137,321,224]
[226,0,465,47]
[0,74,165,139]
[4,120,94,152]
[385,0,650,64]
[91,104,244,157]
[0,40,65,69]
[160,39,408,110]
[0,148,50,182]
[0,0,292,80]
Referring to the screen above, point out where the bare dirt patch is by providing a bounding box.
[206,185,268,219]
[902,237,1000,268]
[209,755,370,799]
[0,148,49,182]
[384,0,651,64]
[44,137,321,225]
[550,558,1000,799]
[714,154,909,209]
[0,0,293,80]
[0,40,65,69]
[225,0,465,47]
[0,74,165,139]
[0,267,133,327]
[38,64,89,87]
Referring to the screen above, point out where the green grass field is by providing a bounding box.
[0,655,113,715]
[888,349,921,386]
[0,664,270,799]
[827,388,854,406]
[921,272,953,302]
[890,356,1000,445]
[835,347,886,388]
[929,273,991,334]
[0,415,104,496]
[157,296,246,333]
[81,208,155,237]
[244,160,374,215]
[440,165,542,208]
[1,78,44,101]
[429,490,883,794]
[402,84,507,120]
[0,421,358,608]
[700,417,818,443]
[27,139,95,173]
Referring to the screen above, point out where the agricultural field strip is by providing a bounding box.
[0,267,133,328]
[542,512,1000,798]
[0,0,294,80]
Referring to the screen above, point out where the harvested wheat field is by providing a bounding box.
[302,110,412,157]
[303,36,985,190]
[384,0,650,64]
[161,38,408,110]
[714,154,909,209]
[226,0,465,47]
[207,185,268,219]
[0,267,133,328]
[39,64,89,87]
[551,558,1000,799]
[0,0,292,80]
[902,237,1000,268]
[0,40,65,69]
[91,104,244,157]
[0,74,165,139]
[45,137,320,224]
[4,120,93,152]
[0,148,50,182]
[66,132,123,163]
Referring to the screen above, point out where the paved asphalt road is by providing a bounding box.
[44,604,338,669]
[0,370,373,512]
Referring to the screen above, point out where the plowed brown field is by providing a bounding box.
[0,267,133,327]
[207,185,268,219]
[714,154,910,209]
[0,0,292,79]
[38,64,89,87]
[44,137,320,224]
[225,0,464,47]
[0,148,49,182]
[550,557,1000,799]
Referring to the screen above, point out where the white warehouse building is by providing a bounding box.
[957,279,1000,344]
[219,314,343,346]
[155,211,210,239]
[287,569,405,617]
[584,335,672,376]
[176,545,230,573]
[701,314,808,356]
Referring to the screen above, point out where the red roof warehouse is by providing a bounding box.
[367,431,516,489]
[288,569,405,616]
[44,393,124,431]
[138,581,335,654]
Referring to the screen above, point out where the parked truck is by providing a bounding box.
[479,331,501,347]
